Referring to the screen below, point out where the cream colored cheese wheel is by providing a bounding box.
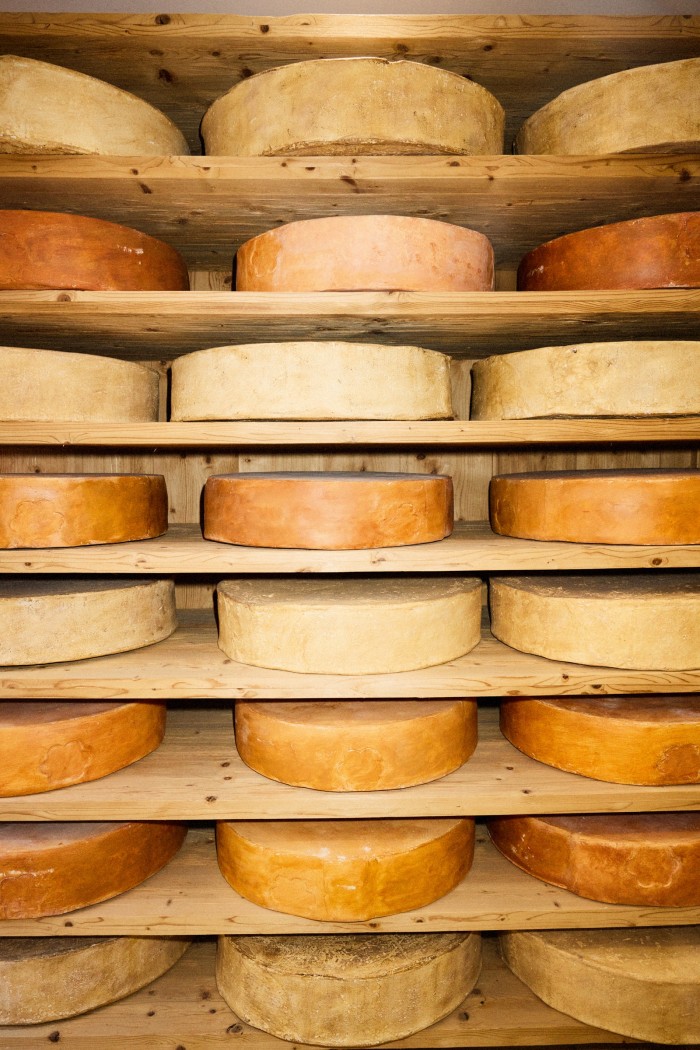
[235,215,494,292]
[0,701,166,797]
[202,57,504,156]
[0,821,186,918]
[516,58,700,155]
[216,818,474,920]
[470,341,700,419]
[217,576,482,674]
[217,931,481,1047]
[489,573,700,670]
[0,578,177,666]
[235,698,477,790]
[500,926,700,1044]
[0,55,188,155]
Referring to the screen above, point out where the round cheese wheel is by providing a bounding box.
[489,469,700,545]
[0,935,190,1024]
[0,210,189,291]
[217,576,482,674]
[202,57,504,157]
[500,926,700,1045]
[500,695,700,785]
[515,57,700,155]
[0,55,188,156]
[488,812,700,906]
[0,821,186,918]
[0,578,177,665]
[470,341,700,420]
[217,931,481,1047]
[517,212,700,291]
[0,473,168,548]
[204,472,453,549]
[489,573,700,670]
[235,215,494,292]
[216,817,474,920]
[234,698,477,790]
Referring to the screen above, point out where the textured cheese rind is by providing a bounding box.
[217,931,481,1047]
[500,927,700,1044]
[217,576,482,674]
[202,57,504,156]
[171,341,453,421]
[470,341,700,419]
[489,573,700,670]
[0,935,190,1024]
[0,578,177,665]
[235,698,477,790]
[0,55,188,156]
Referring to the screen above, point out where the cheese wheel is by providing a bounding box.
[489,573,700,670]
[0,578,177,665]
[217,576,482,674]
[489,469,700,545]
[0,55,188,156]
[500,695,700,785]
[0,473,168,548]
[217,931,481,1047]
[518,212,700,291]
[470,341,700,419]
[0,821,186,918]
[515,58,700,155]
[0,935,190,1024]
[0,210,189,291]
[235,215,494,292]
[216,818,474,920]
[202,57,504,156]
[171,341,453,421]
[204,472,454,549]
[488,812,700,906]
[234,698,477,790]
[0,701,166,797]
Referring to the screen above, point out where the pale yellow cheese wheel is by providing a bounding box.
[217,931,481,1047]
[217,576,482,674]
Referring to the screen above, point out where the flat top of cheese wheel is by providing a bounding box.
[252,213,489,243]
[0,344,158,378]
[240,699,462,727]
[495,468,699,481]
[1,208,171,247]
[0,473,162,481]
[212,472,448,483]
[225,818,467,857]
[0,822,127,851]
[496,574,697,599]
[221,576,479,606]
[0,936,108,962]
[533,696,700,721]
[0,701,124,726]
[540,812,700,842]
[0,578,158,599]
[530,210,697,254]
[232,55,490,91]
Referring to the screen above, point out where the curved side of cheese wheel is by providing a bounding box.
[216,818,474,920]
[217,932,481,1047]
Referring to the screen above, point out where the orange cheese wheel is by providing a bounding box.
[489,469,700,544]
[235,215,494,292]
[0,821,186,918]
[234,698,477,790]
[0,473,168,548]
[488,812,700,907]
[0,210,189,291]
[500,695,700,785]
[204,472,453,549]
[0,701,166,797]
[216,818,474,920]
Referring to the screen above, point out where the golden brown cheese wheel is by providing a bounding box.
[489,573,700,670]
[0,210,189,291]
[0,55,188,155]
[202,57,504,156]
[217,576,482,674]
[0,578,177,665]
[204,471,453,549]
[500,695,700,785]
[515,57,700,155]
[235,215,494,292]
[0,473,168,548]
[489,469,700,545]
[216,818,474,920]
[217,931,481,1047]
[0,821,186,918]
[234,698,477,790]
[518,212,700,291]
